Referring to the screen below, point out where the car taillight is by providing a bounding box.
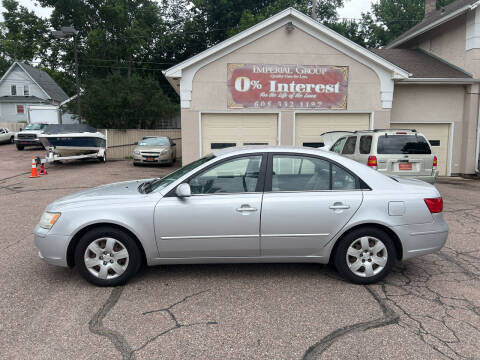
[424,197,443,213]
[433,156,438,168]
[367,156,377,168]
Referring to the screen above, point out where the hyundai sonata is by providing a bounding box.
[34,146,448,286]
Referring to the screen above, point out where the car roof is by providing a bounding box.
[212,145,334,157]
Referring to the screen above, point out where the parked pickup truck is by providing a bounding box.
[14,123,48,150]
[0,128,15,144]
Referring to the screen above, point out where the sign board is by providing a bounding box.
[227,64,348,109]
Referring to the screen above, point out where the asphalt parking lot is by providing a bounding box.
[1,143,479,360]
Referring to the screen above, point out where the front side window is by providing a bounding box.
[377,135,431,154]
[190,155,262,194]
[342,136,357,154]
[359,136,372,154]
[331,137,346,153]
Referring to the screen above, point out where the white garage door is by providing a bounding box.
[201,113,278,156]
[391,123,450,176]
[295,113,370,148]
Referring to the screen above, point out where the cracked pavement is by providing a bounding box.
[0,144,479,359]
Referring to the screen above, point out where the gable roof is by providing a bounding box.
[163,7,410,94]
[387,0,479,49]
[0,62,69,103]
[370,49,472,78]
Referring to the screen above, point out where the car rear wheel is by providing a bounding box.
[74,226,142,286]
[334,227,396,285]
[10,136,14,144]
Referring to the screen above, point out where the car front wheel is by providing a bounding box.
[334,227,396,285]
[74,226,142,286]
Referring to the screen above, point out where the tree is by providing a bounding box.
[360,0,456,47]
[80,72,177,129]
[0,0,49,68]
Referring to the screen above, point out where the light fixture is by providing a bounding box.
[285,21,294,32]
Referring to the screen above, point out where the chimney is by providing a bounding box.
[425,0,436,16]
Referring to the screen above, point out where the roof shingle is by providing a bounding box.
[18,62,69,103]
[370,49,471,78]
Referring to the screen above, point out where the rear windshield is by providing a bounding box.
[377,135,431,155]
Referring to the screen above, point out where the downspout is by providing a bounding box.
[476,102,480,173]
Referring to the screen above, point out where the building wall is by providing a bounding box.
[391,84,473,174]
[183,26,384,163]
[0,102,43,123]
[408,15,469,74]
[0,65,48,99]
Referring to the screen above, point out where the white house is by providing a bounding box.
[0,61,69,123]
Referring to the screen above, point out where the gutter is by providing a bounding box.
[396,78,480,85]
[387,2,480,49]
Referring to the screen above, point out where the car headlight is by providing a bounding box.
[160,149,169,154]
[39,212,61,229]
[133,149,140,155]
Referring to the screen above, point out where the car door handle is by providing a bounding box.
[236,205,257,212]
[329,204,350,210]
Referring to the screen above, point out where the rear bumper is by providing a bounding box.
[391,213,448,260]
[33,225,69,267]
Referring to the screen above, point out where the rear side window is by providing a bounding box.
[342,137,357,154]
[331,137,346,153]
[359,136,372,154]
[377,135,431,155]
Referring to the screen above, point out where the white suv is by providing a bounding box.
[327,129,438,184]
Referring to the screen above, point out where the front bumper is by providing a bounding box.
[15,138,41,146]
[391,213,448,260]
[133,153,171,164]
[34,225,69,267]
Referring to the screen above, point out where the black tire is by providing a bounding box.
[16,144,24,150]
[334,227,396,285]
[74,226,142,286]
[133,162,139,166]
[98,152,106,163]
[10,136,14,144]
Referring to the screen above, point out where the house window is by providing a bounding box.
[11,85,16,96]
[16,105,24,114]
[24,85,29,96]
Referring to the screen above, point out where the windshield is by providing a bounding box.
[24,124,46,130]
[377,135,431,155]
[139,137,170,146]
[147,155,215,193]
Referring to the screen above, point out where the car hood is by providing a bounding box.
[135,145,169,152]
[46,179,156,211]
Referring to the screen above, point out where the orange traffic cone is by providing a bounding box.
[39,163,48,175]
[29,157,39,178]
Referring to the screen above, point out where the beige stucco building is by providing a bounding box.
[164,2,480,176]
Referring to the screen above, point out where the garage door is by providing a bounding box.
[295,113,370,148]
[201,113,278,156]
[391,123,450,176]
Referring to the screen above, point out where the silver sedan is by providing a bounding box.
[34,146,448,286]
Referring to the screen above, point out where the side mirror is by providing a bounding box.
[134,141,138,145]
[19,128,23,131]
[175,183,191,197]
